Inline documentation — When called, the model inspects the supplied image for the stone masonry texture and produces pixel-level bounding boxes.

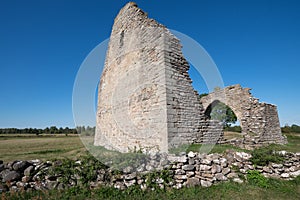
[94,2,287,152]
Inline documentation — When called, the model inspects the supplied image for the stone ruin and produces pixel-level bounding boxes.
[94,2,287,153]
[200,84,287,146]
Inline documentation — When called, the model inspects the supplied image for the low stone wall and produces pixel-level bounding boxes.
[1,150,299,193]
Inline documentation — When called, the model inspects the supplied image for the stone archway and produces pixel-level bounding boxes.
[200,84,287,146]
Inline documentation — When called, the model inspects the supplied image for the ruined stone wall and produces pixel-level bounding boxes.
[95,2,205,152]
[200,84,287,146]
[162,27,206,148]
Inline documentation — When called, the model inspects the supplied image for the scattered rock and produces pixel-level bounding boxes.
[233,178,243,184]
[24,166,34,176]
[290,170,300,177]
[182,165,194,171]
[263,166,273,173]
[13,161,30,172]
[123,166,133,174]
[215,173,227,181]
[2,170,21,182]
[211,164,221,174]
[187,151,196,158]
[201,159,212,165]
[281,173,290,178]
[200,165,211,171]
[200,180,212,187]
[168,155,187,163]
[227,172,238,179]
[174,175,187,180]
[186,177,200,187]
[222,167,231,175]
[0,164,4,172]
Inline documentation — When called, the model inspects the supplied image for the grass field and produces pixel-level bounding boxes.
[0,132,299,162]
[0,134,86,162]
[0,132,299,199]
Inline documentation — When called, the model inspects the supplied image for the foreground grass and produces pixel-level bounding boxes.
[3,176,300,200]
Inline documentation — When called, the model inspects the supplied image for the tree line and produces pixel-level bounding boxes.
[0,126,96,135]
[281,124,300,133]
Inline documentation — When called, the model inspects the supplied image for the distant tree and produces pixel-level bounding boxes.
[44,127,50,134]
[208,101,237,127]
[291,124,300,133]
[49,126,58,134]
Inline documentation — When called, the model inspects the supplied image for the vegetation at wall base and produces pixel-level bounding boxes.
[250,146,285,166]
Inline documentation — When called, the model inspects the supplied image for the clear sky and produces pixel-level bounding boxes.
[0,0,299,128]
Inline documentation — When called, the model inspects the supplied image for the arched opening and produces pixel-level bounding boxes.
[204,100,242,140]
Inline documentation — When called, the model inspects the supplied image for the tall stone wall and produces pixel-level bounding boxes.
[200,84,287,146]
[162,25,206,148]
[95,2,204,152]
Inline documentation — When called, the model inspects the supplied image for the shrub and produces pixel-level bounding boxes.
[250,147,284,166]
[247,170,269,188]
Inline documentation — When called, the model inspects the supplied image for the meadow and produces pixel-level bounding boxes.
[0,132,299,199]
[0,134,86,162]
[1,132,299,162]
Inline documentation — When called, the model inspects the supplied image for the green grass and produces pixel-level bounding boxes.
[3,176,300,200]
[0,134,86,162]
[170,132,299,155]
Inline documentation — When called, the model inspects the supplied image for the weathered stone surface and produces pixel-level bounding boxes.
[281,173,290,178]
[222,167,231,175]
[174,175,187,180]
[175,169,185,175]
[124,173,136,180]
[168,155,187,163]
[21,176,31,183]
[182,165,194,171]
[211,164,221,174]
[13,161,30,172]
[187,151,196,158]
[186,177,200,187]
[215,173,227,181]
[201,159,212,165]
[0,164,4,172]
[227,172,238,179]
[24,166,34,176]
[263,166,273,173]
[200,180,212,187]
[200,164,211,171]
[2,170,21,182]
[233,178,243,184]
[290,170,300,177]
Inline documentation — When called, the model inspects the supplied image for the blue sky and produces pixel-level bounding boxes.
[0,0,299,128]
